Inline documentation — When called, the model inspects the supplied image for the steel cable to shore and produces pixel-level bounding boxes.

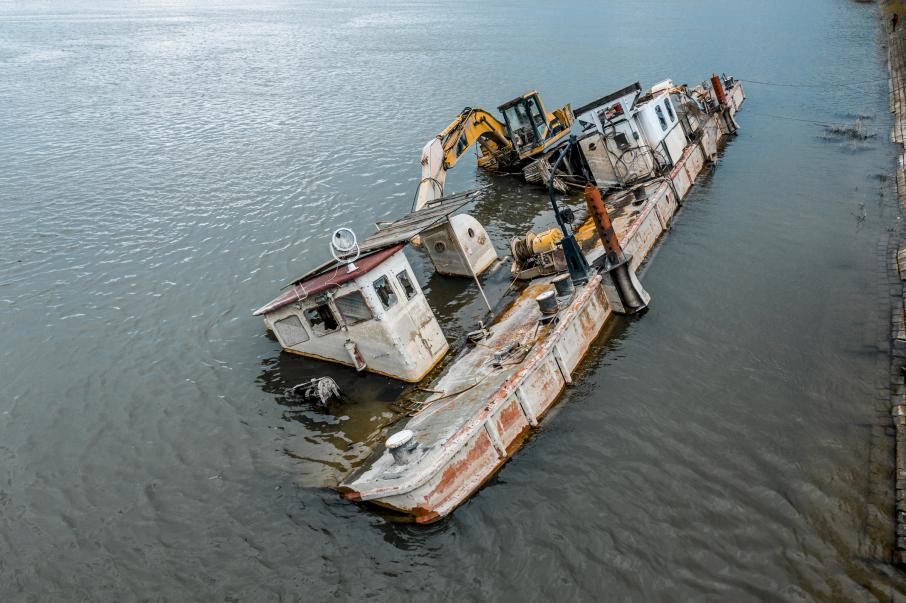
[741,110,891,137]
[738,76,889,89]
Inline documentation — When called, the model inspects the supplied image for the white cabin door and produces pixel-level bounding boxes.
[403,299,444,357]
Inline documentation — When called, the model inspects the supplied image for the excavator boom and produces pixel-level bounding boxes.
[437,108,512,168]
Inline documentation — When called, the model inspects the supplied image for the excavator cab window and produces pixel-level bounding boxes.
[529,96,548,139]
[503,98,546,152]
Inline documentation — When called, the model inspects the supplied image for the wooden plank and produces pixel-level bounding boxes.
[358,189,484,252]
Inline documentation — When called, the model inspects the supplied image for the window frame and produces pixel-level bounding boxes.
[302,303,340,336]
[664,98,675,123]
[655,105,668,131]
[396,270,417,300]
[529,96,547,138]
[333,289,374,326]
[372,275,399,311]
[273,314,311,347]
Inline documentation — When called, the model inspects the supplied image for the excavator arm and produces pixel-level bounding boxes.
[414,108,514,211]
[437,108,512,168]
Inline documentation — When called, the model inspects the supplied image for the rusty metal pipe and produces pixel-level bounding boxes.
[710,73,727,106]
[710,74,739,135]
[583,183,624,267]
[583,182,650,314]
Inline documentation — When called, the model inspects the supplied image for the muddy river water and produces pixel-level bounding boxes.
[3,0,906,599]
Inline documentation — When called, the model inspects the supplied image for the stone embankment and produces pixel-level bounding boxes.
[884,0,906,564]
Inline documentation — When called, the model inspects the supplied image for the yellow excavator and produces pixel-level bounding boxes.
[413,91,573,210]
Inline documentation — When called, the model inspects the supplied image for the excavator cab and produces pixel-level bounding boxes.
[498,91,570,159]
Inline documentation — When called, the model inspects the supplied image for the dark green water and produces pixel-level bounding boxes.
[2,0,905,599]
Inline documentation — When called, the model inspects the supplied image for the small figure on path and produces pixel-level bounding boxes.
[894,13,899,32]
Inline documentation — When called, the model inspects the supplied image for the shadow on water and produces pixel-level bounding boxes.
[372,514,457,550]
[256,347,408,487]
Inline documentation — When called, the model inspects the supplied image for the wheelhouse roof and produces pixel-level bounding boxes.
[498,90,540,111]
[573,82,642,117]
[253,244,405,316]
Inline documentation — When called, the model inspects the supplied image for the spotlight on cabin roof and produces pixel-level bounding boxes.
[330,227,360,273]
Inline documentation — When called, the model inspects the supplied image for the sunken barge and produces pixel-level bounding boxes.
[254,74,746,522]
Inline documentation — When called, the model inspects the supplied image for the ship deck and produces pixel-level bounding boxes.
[340,179,665,505]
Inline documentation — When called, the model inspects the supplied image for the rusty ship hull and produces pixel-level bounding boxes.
[338,82,746,522]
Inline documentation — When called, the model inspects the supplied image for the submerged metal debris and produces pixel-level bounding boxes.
[825,118,875,140]
[287,377,341,405]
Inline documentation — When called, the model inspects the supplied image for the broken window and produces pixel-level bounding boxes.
[396,270,417,300]
[664,98,675,122]
[303,304,339,335]
[373,275,398,310]
[655,105,668,131]
[530,96,546,135]
[596,110,609,126]
[334,290,373,325]
[274,315,310,346]
[503,101,539,148]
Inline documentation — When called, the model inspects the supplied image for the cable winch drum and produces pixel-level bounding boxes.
[511,229,564,262]
[552,274,574,297]
[535,290,559,315]
[510,235,534,262]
